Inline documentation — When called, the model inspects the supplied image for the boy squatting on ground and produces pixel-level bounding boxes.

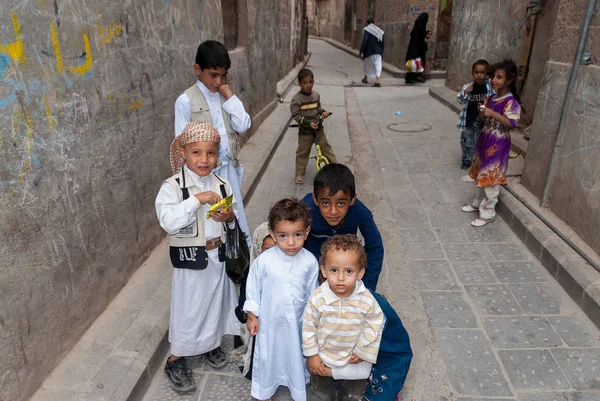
[174,40,252,243]
[303,235,385,401]
[155,122,242,392]
[244,199,320,401]
[456,59,493,172]
[290,68,337,185]
[302,163,384,291]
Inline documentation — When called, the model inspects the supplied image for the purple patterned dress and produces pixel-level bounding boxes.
[469,93,521,188]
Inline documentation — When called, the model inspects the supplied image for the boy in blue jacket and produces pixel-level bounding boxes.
[302,163,384,291]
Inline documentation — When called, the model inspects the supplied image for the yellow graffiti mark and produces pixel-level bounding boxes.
[51,22,93,77]
[44,97,55,130]
[97,22,124,44]
[0,13,27,64]
[40,0,44,8]
[128,98,142,110]
[106,93,143,117]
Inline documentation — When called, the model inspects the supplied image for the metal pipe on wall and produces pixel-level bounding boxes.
[540,0,597,206]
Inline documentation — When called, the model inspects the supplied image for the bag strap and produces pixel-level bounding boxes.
[175,168,190,200]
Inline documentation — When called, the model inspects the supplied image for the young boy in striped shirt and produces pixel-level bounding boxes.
[302,235,384,400]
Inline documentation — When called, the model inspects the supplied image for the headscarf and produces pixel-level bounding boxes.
[169,121,220,174]
[411,12,429,37]
[251,222,271,263]
[406,12,429,61]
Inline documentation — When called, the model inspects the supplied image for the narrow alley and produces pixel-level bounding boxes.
[142,39,600,401]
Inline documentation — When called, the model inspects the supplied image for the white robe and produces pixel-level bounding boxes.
[174,80,252,244]
[364,54,383,78]
[244,247,320,401]
[155,166,242,356]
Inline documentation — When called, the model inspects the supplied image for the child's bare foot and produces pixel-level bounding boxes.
[295,176,304,185]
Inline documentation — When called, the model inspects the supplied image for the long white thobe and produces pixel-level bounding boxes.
[174,80,252,243]
[244,246,320,401]
[155,166,242,356]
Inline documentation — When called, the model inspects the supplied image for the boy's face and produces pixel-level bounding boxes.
[313,189,356,227]
[269,220,310,257]
[320,249,365,298]
[472,64,487,85]
[180,141,219,177]
[426,31,433,39]
[299,76,314,94]
[194,65,228,93]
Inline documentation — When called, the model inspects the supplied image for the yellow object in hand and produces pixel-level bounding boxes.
[206,194,233,219]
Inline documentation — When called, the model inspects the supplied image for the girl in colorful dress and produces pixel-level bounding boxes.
[462,59,521,227]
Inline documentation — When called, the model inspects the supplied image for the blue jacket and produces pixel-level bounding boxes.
[302,193,383,291]
[365,292,413,401]
[360,30,384,58]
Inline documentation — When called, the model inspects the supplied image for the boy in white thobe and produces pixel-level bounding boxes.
[174,40,252,244]
[156,122,242,392]
[244,199,320,401]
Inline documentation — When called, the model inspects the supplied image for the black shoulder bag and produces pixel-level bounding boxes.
[217,179,250,285]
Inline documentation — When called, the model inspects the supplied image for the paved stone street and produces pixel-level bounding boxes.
[144,39,600,401]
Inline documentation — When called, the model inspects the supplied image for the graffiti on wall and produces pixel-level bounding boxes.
[0,9,154,192]
[409,0,437,16]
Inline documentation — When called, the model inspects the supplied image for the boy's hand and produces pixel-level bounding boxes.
[465,84,473,93]
[247,313,259,336]
[195,191,221,205]
[212,207,235,223]
[322,111,330,119]
[307,355,328,376]
[310,122,319,130]
[218,84,234,100]
[349,354,363,364]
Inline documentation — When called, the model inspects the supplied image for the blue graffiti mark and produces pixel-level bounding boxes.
[28,79,48,95]
[162,0,172,7]
[0,53,19,109]
[560,143,600,158]
[240,85,245,93]
[409,5,436,15]
[172,17,176,27]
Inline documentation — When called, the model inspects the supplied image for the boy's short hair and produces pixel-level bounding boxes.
[269,198,312,231]
[366,17,375,24]
[298,68,314,82]
[195,41,231,70]
[319,235,367,269]
[313,163,356,199]
[472,59,490,72]
[426,29,433,34]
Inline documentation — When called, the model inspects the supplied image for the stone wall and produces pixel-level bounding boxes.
[522,62,600,254]
[0,1,305,400]
[522,0,600,255]
[445,0,528,90]
[519,0,561,126]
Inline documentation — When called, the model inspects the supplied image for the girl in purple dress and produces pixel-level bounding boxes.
[462,60,521,227]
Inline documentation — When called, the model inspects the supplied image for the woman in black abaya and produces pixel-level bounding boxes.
[405,12,429,84]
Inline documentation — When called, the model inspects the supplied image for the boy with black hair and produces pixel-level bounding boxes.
[457,59,494,172]
[290,68,337,185]
[174,40,252,243]
[302,163,383,291]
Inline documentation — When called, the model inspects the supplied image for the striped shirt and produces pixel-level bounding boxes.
[302,281,384,367]
[457,81,494,132]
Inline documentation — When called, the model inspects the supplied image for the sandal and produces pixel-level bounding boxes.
[373,82,381,87]
[461,205,479,213]
[471,218,494,227]
[295,176,304,185]
[361,78,368,84]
